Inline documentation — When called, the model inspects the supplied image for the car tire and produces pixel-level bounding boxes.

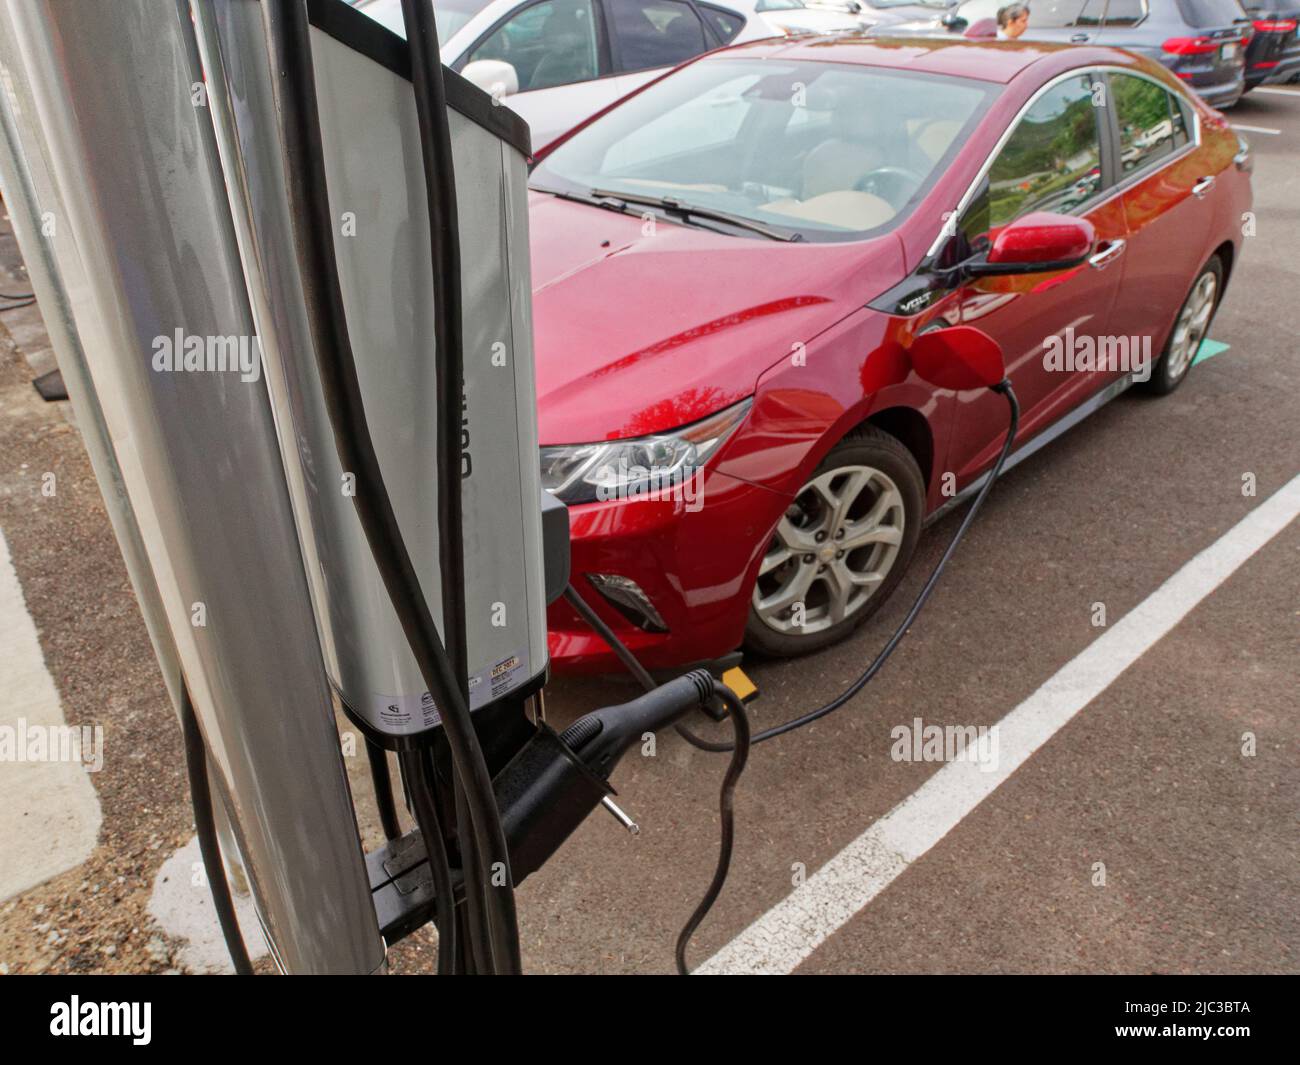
[1142,254,1223,396]
[744,426,924,659]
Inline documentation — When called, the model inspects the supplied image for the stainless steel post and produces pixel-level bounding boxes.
[0,0,384,973]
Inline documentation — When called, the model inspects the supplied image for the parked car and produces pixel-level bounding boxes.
[813,0,961,22]
[352,0,862,150]
[527,36,1250,672]
[1239,0,1300,86]
[879,0,1253,108]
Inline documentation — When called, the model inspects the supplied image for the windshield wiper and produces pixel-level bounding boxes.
[591,188,801,242]
[539,187,641,215]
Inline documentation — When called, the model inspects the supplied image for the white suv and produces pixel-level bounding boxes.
[353,0,863,150]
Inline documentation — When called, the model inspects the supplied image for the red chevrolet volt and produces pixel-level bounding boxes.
[528,36,1251,673]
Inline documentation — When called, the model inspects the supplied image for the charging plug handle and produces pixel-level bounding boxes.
[492,670,715,882]
[563,670,715,779]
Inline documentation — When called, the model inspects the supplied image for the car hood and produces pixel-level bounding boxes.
[529,192,905,444]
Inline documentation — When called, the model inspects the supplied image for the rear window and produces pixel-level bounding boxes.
[700,3,746,41]
[1175,0,1248,26]
[1028,0,1088,28]
[1099,0,1147,24]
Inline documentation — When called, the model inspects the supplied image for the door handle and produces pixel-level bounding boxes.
[1088,239,1126,270]
[1192,175,1217,198]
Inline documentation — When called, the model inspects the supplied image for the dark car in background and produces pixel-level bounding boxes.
[1240,0,1300,86]
[879,0,1254,107]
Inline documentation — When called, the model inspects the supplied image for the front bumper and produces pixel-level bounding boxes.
[546,468,790,674]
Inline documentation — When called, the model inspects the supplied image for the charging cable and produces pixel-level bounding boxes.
[680,380,1019,751]
[565,379,1019,972]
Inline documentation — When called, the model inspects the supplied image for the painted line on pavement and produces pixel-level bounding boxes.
[699,473,1300,975]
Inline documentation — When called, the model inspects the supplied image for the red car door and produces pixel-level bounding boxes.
[940,70,1128,488]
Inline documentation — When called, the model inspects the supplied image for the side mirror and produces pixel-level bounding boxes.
[462,59,519,99]
[908,326,1006,392]
[967,212,1095,277]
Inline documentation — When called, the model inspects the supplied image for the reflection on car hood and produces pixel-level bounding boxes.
[529,192,905,444]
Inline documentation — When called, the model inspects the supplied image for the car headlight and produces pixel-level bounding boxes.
[540,399,752,505]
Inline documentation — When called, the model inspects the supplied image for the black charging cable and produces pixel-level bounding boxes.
[179,682,253,975]
[366,739,402,841]
[675,681,749,975]
[400,747,459,973]
[677,380,1020,752]
[565,381,1018,972]
[398,0,517,977]
[265,0,515,974]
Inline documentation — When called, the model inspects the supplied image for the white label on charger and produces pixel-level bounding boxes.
[358,648,529,733]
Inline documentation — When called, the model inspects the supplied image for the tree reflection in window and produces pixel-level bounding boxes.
[961,75,1102,246]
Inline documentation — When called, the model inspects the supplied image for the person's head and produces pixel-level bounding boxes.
[997,2,1030,37]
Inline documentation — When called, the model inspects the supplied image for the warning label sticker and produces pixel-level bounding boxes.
[353,649,530,734]
[469,649,529,711]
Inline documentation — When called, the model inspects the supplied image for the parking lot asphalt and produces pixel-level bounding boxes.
[0,88,1296,976]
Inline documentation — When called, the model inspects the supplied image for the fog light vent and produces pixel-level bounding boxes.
[587,574,668,633]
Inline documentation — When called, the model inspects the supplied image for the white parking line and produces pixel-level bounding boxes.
[1231,124,1282,135]
[698,473,1300,975]
[0,527,102,902]
[1252,87,1300,97]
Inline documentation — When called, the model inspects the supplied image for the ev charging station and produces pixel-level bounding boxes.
[0,0,1015,975]
[0,0,730,975]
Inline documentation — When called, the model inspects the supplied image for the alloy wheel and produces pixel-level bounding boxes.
[1165,271,1218,383]
[752,464,905,637]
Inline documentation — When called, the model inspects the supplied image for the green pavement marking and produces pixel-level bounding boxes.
[1193,339,1230,365]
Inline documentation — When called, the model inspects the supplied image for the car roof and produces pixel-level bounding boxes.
[709,34,1095,84]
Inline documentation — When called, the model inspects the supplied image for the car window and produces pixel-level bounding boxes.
[467,0,600,92]
[955,0,1004,20]
[961,74,1102,241]
[1076,0,1106,24]
[1098,0,1147,25]
[700,4,746,42]
[532,58,994,241]
[609,0,709,73]
[1112,74,1182,175]
[1176,0,1248,26]
[354,0,492,41]
[1027,0,1089,28]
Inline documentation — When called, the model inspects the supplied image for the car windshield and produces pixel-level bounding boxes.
[352,0,491,41]
[755,0,809,11]
[531,58,993,242]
